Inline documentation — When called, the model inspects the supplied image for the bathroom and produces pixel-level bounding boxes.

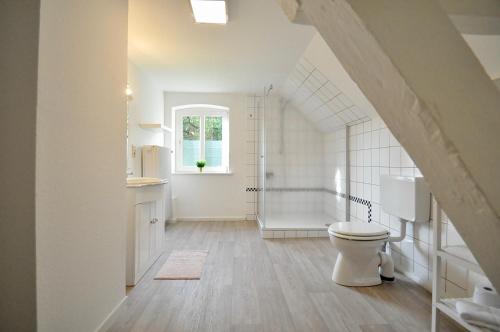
[123,0,499,330]
[119,0,499,329]
[5,0,500,331]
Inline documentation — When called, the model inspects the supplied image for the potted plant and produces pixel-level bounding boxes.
[196,160,206,173]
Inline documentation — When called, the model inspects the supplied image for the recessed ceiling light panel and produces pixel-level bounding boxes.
[190,0,227,24]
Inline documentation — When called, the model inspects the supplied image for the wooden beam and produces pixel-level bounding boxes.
[449,15,500,35]
[439,0,500,18]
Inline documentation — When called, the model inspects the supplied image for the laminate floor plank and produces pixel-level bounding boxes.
[231,257,261,326]
[273,262,331,332]
[106,220,461,332]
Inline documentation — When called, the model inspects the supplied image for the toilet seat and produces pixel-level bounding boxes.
[328,222,389,241]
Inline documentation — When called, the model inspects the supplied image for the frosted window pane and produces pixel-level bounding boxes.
[205,116,222,167]
[183,116,200,167]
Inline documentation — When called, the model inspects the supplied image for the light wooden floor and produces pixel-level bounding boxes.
[107,220,460,332]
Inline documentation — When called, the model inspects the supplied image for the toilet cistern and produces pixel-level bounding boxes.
[380,175,431,242]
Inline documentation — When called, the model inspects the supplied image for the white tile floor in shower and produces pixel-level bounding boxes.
[259,212,337,238]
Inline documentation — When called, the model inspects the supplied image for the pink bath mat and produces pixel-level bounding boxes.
[154,250,208,280]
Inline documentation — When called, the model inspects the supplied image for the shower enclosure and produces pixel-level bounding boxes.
[256,88,348,233]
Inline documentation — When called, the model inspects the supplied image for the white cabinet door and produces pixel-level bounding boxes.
[148,201,157,264]
[164,183,172,221]
[127,183,168,286]
[136,203,151,277]
[138,199,165,278]
[154,198,165,255]
[146,199,164,259]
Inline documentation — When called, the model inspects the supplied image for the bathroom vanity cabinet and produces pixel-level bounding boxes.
[126,182,168,286]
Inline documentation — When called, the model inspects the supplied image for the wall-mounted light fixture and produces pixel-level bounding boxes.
[190,0,227,25]
[125,84,133,101]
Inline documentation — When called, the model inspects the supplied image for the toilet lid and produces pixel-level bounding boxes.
[328,222,389,240]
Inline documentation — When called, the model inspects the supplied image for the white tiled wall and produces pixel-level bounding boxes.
[265,100,324,215]
[323,128,347,221]
[245,95,259,221]
[438,211,488,298]
[347,117,488,295]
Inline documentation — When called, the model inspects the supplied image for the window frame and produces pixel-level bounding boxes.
[173,104,230,174]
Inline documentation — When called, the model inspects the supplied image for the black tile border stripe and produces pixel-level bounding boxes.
[245,187,372,223]
[348,194,372,223]
[245,187,323,192]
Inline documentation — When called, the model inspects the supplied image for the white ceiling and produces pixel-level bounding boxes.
[128,0,315,93]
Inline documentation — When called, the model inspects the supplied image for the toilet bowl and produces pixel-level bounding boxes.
[328,222,390,287]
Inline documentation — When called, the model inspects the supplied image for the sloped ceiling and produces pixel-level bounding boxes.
[280,57,370,132]
[462,34,500,80]
[279,32,500,133]
[279,34,375,132]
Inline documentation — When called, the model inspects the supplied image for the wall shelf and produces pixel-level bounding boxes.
[139,123,172,133]
[436,299,484,332]
[431,205,486,332]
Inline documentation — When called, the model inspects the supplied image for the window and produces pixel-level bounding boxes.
[174,105,229,173]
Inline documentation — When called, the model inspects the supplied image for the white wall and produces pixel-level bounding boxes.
[164,92,248,220]
[36,1,128,331]
[0,2,39,331]
[127,61,165,176]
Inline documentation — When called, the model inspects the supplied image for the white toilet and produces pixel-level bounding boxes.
[328,222,390,286]
[329,175,430,286]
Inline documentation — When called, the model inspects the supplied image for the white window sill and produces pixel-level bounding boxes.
[172,171,233,175]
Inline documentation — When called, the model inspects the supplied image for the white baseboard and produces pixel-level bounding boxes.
[173,216,247,222]
[394,268,432,293]
[95,295,127,332]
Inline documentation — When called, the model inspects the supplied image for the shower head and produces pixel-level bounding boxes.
[265,84,273,96]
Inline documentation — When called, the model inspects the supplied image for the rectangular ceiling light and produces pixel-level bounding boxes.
[190,0,227,24]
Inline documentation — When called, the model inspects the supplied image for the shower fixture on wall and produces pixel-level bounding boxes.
[279,98,286,155]
[265,84,273,96]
